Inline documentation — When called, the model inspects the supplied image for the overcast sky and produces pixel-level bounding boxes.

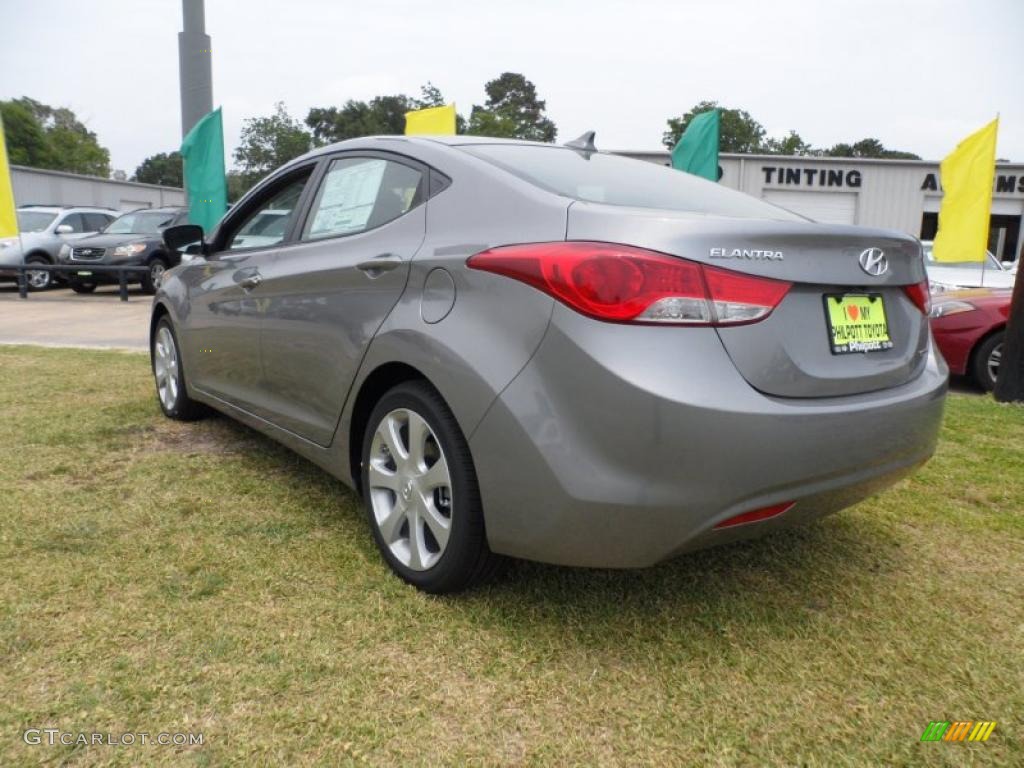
[3,0,1021,174]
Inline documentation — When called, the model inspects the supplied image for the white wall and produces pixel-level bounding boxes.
[11,165,185,211]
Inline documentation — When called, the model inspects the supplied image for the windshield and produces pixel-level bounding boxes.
[103,211,176,235]
[16,211,57,232]
[461,144,803,220]
[922,243,1002,270]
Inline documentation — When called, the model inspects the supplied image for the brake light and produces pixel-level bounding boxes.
[902,280,931,315]
[467,242,791,325]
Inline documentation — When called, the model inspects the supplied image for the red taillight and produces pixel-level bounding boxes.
[902,280,931,315]
[713,501,795,530]
[467,242,791,325]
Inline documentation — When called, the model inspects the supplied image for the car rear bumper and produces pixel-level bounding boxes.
[469,305,948,568]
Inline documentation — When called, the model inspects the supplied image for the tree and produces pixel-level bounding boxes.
[825,138,920,160]
[663,101,764,153]
[468,73,556,142]
[994,266,1024,402]
[0,100,54,168]
[762,130,814,156]
[0,97,110,176]
[306,95,413,145]
[133,151,183,187]
[233,102,312,189]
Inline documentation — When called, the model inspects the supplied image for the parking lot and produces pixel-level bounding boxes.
[0,285,150,351]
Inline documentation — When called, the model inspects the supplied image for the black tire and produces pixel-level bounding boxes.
[151,317,207,421]
[361,380,498,593]
[24,255,52,291]
[142,256,168,295]
[69,280,97,294]
[970,330,1004,393]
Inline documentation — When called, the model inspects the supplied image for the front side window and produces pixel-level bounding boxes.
[224,175,309,251]
[462,144,803,221]
[83,213,112,231]
[303,157,423,241]
[57,213,86,233]
[16,210,57,232]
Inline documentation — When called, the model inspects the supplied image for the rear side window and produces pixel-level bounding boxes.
[302,157,424,240]
[461,144,801,221]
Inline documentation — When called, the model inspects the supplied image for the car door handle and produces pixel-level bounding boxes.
[239,273,263,290]
[356,254,403,277]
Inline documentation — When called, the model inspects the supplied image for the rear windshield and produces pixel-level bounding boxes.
[461,144,802,221]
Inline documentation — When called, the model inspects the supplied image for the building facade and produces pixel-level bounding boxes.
[619,151,1024,265]
[11,165,185,212]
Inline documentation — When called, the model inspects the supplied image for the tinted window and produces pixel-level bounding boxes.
[302,157,423,240]
[224,174,310,251]
[462,144,802,220]
[57,213,86,232]
[16,211,57,232]
[83,213,113,231]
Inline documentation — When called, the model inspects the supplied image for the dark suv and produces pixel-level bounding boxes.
[58,207,189,294]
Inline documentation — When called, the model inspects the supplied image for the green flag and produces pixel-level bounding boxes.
[671,109,720,181]
[180,107,227,233]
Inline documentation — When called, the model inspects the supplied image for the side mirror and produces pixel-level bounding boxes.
[163,224,206,255]
[55,224,74,235]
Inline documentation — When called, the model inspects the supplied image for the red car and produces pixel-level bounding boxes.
[929,288,1011,391]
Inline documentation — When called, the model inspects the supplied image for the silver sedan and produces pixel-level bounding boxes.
[151,136,947,592]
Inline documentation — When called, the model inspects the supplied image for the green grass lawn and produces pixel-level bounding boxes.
[0,345,1021,767]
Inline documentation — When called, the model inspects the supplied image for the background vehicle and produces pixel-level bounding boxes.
[0,205,117,290]
[922,240,1017,292]
[150,136,946,593]
[929,288,1011,391]
[58,207,189,294]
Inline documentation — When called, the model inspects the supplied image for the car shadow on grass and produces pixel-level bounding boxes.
[175,411,905,647]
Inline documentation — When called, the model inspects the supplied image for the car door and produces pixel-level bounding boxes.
[183,165,316,414]
[256,153,428,445]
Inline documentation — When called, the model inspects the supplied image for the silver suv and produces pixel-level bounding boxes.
[0,205,118,290]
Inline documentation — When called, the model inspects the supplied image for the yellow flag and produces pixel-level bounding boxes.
[404,104,456,136]
[0,112,18,239]
[933,118,999,262]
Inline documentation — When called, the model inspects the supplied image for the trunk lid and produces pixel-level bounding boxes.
[566,202,930,398]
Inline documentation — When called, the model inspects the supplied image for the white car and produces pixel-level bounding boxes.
[922,240,1017,293]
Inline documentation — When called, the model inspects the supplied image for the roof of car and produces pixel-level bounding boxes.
[18,204,118,212]
[120,206,187,214]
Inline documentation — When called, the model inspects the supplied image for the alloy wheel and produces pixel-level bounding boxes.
[987,342,1002,386]
[153,326,180,410]
[150,262,166,288]
[26,268,50,290]
[367,408,453,571]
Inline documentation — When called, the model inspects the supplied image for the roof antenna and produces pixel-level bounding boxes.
[564,131,597,155]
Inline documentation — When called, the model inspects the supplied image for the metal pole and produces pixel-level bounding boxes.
[119,270,128,302]
[178,0,213,140]
[16,266,26,299]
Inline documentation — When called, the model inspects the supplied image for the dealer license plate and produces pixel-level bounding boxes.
[824,294,893,354]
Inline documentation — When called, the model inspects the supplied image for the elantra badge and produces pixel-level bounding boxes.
[709,247,784,261]
[858,247,888,276]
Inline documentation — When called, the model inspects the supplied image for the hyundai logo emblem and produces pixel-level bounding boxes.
[858,247,888,277]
